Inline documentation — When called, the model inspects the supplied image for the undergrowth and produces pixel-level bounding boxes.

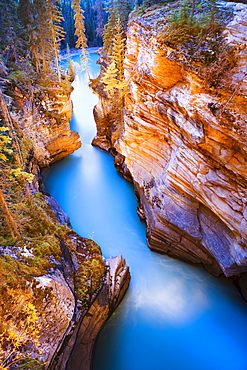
[0,118,105,368]
[157,0,236,89]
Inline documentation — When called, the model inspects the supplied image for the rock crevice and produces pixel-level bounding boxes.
[93,2,247,280]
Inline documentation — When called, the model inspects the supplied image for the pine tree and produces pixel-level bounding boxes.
[93,0,104,39]
[101,61,119,94]
[72,0,88,69]
[47,0,65,82]
[18,0,40,73]
[103,0,132,54]
[61,0,75,47]
[102,6,119,54]
[0,0,19,51]
[84,0,97,43]
[18,0,32,30]
[113,0,132,25]
[111,18,126,81]
[101,18,127,94]
[33,0,53,74]
[201,0,219,27]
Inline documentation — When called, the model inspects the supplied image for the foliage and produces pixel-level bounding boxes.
[92,0,104,39]
[112,0,133,25]
[102,0,132,54]
[60,0,133,47]
[0,127,12,162]
[157,0,220,46]
[157,0,235,89]
[19,358,44,370]
[47,0,66,82]
[198,37,237,89]
[72,0,89,69]
[76,255,105,305]
[20,138,33,163]
[0,174,106,363]
[101,61,120,93]
[60,75,74,94]
[72,0,88,51]
[7,70,34,87]
[102,6,119,54]
[0,302,44,369]
[101,19,128,94]
[0,3,108,368]
[11,168,34,184]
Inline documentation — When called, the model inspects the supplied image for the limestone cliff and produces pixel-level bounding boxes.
[0,200,130,369]
[0,75,130,368]
[15,85,81,167]
[93,2,247,279]
[49,255,130,370]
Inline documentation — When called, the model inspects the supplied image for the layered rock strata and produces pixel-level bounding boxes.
[93,2,247,278]
[0,194,130,369]
[49,255,130,370]
[22,107,130,366]
[1,81,130,367]
[15,86,81,167]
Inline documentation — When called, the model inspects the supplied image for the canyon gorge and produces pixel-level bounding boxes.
[0,65,130,369]
[93,1,247,296]
[1,0,247,368]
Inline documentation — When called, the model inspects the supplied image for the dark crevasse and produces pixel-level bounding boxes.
[42,51,247,370]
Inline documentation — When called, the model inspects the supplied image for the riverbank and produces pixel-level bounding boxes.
[44,50,247,370]
[0,49,130,369]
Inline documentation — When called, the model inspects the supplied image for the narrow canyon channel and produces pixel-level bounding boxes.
[43,51,247,370]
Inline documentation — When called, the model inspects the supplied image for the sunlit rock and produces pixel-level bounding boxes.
[49,255,130,370]
[16,87,81,167]
[93,2,247,278]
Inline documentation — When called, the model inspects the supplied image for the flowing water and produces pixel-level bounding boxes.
[43,51,247,370]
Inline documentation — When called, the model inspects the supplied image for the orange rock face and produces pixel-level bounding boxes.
[18,87,81,167]
[94,3,247,277]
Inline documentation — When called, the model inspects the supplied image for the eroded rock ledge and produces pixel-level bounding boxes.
[50,255,130,370]
[0,190,130,369]
[0,76,130,367]
[26,95,130,367]
[15,86,81,167]
[92,2,247,283]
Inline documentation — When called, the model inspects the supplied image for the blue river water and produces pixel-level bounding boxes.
[43,52,247,370]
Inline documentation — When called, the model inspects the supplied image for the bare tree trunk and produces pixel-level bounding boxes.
[0,188,21,240]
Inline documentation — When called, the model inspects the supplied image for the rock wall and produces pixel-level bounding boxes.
[93,2,247,278]
[15,86,81,167]
[49,255,130,370]
[22,94,130,367]
[0,193,130,369]
[0,77,130,367]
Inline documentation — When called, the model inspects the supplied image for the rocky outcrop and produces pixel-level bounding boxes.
[0,197,130,369]
[49,255,130,370]
[93,2,247,278]
[15,86,81,167]
[0,76,130,367]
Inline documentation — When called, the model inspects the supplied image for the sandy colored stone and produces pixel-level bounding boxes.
[93,2,247,277]
[15,88,81,167]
